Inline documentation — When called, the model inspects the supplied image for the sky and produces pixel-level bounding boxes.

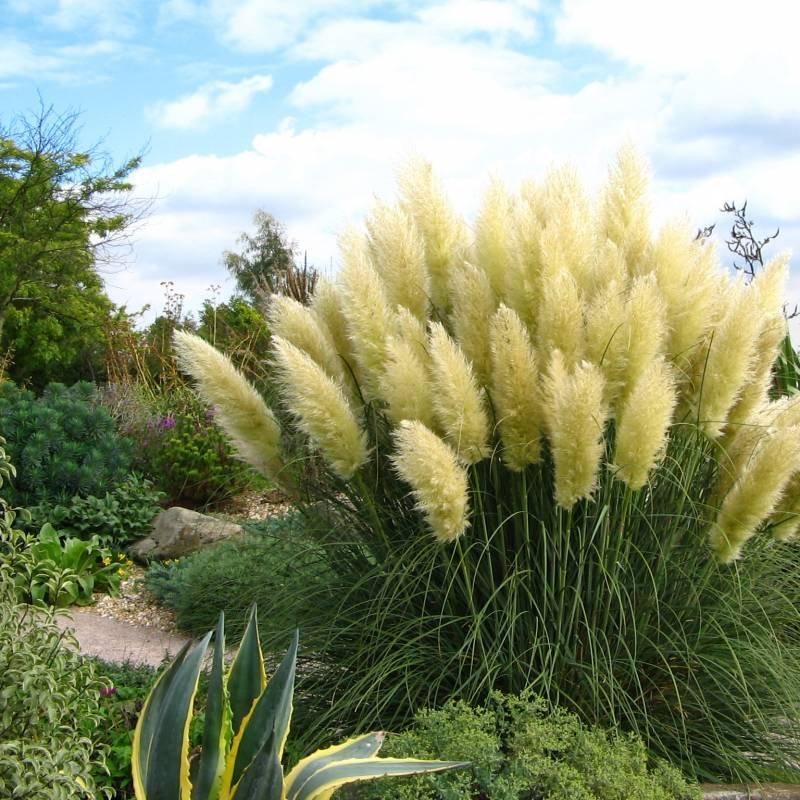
[3,0,800,327]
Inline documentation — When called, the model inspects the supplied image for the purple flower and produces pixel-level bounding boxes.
[158,415,177,430]
[100,686,118,697]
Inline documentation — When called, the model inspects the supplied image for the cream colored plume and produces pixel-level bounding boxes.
[710,424,800,562]
[271,336,369,479]
[474,178,515,300]
[489,305,543,470]
[267,294,348,388]
[770,474,800,541]
[398,158,468,311]
[312,278,355,367]
[172,330,288,485]
[366,201,430,321]
[338,230,395,399]
[601,145,650,273]
[585,279,627,404]
[394,306,429,355]
[392,420,470,543]
[536,269,584,366]
[380,336,437,430]
[506,180,544,330]
[542,351,609,508]
[450,261,496,386]
[428,321,491,464]
[692,278,763,438]
[650,223,719,371]
[613,358,677,489]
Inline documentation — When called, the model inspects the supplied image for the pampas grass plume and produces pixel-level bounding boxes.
[543,351,609,508]
[613,358,677,489]
[172,330,288,485]
[428,321,491,464]
[311,277,354,367]
[450,262,496,386]
[474,178,515,300]
[392,420,470,543]
[537,269,584,366]
[489,304,542,470]
[711,424,800,562]
[272,336,369,479]
[380,336,437,430]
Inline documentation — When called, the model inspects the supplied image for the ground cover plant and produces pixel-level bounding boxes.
[348,690,700,800]
[174,150,800,782]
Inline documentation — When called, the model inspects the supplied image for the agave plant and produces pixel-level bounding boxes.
[132,606,467,799]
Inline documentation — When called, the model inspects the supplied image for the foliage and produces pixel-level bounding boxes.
[132,607,467,800]
[145,512,328,640]
[224,209,318,305]
[346,691,699,800]
[46,473,164,548]
[0,104,143,390]
[0,535,110,797]
[0,380,133,507]
[176,152,800,782]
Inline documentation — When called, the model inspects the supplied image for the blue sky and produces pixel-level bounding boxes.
[3,0,799,325]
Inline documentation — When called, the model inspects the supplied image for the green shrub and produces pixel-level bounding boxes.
[0,582,110,798]
[141,386,266,508]
[0,381,133,507]
[145,511,329,641]
[46,473,164,547]
[346,691,699,800]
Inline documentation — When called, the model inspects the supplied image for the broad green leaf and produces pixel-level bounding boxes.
[227,605,265,737]
[292,757,470,800]
[193,613,231,800]
[223,629,298,793]
[133,631,212,800]
[284,733,384,800]
[229,727,282,800]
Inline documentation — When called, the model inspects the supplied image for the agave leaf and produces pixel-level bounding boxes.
[132,631,213,800]
[283,733,385,800]
[221,628,299,793]
[229,726,282,800]
[193,613,231,800]
[227,605,266,737]
[291,757,470,800]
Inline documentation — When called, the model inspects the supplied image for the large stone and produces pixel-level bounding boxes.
[130,507,244,561]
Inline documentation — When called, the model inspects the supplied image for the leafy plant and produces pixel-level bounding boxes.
[132,607,467,799]
[46,473,165,547]
[0,380,134,507]
[347,691,699,800]
[174,152,800,781]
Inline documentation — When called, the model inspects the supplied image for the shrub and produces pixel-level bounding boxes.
[0,380,133,507]
[46,473,164,548]
[347,691,700,800]
[145,512,330,641]
[173,152,800,780]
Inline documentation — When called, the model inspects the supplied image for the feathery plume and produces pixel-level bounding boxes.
[506,180,544,330]
[770,474,800,541]
[380,336,437,430]
[710,425,800,562]
[692,278,763,438]
[601,145,650,273]
[489,305,543,470]
[338,230,395,399]
[392,420,470,543]
[312,278,355,366]
[542,351,609,508]
[398,158,469,312]
[267,294,348,388]
[536,269,584,366]
[450,261,497,386]
[428,321,491,464]
[366,201,430,321]
[271,336,369,479]
[613,359,677,489]
[585,279,627,406]
[172,330,288,485]
[394,306,429,355]
[474,178,515,300]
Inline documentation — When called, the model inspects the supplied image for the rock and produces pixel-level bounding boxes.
[130,506,244,561]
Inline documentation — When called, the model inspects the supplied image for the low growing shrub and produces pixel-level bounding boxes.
[348,691,699,800]
[0,381,133,507]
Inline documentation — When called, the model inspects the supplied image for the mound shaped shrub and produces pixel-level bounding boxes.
[173,151,800,781]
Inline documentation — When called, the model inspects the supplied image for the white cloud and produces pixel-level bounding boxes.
[148,74,274,130]
[417,0,539,39]
[0,39,64,79]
